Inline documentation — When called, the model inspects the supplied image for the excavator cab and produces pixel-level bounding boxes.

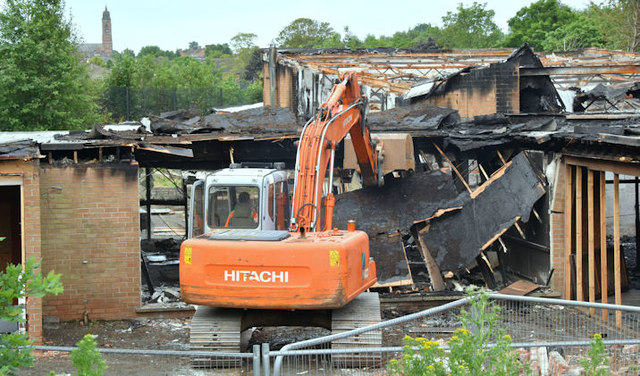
[187,164,289,238]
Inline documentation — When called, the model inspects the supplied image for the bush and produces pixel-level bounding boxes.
[580,333,610,376]
[69,334,108,376]
[388,288,529,376]
[0,257,63,375]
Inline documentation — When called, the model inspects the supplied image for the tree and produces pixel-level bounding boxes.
[188,41,200,50]
[230,33,257,53]
[342,26,362,49]
[541,14,606,51]
[0,257,63,375]
[138,45,176,58]
[505,0,578,50]
[0,0,107,131]
[438,2,503,48]
[276,18,339,48]
[588,0,640,52]
[106,53,136,87]
[204,43,232,58]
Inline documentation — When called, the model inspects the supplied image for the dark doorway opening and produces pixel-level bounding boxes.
[0,185,21,333]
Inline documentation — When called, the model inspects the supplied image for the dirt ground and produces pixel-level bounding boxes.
[16,318,200,376]
[16,316,337,376]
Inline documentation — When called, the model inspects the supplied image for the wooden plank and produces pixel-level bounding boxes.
[600,171,608,320]
[432,142,471,193]
[415,229,445,291]
[576,166,583,302]
[614,173,622,327]
[565,155,640,177]
[565,164,573,300]
[588,170,596,315]
[499,279,541,296]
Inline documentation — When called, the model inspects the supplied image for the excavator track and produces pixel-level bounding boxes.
[189,305,242,368]
[331,292,382,367]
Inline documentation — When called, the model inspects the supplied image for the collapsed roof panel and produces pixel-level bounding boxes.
[420,152,547,273]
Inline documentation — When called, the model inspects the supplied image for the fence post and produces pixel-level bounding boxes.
[253,344,261,376]
[125,86,131,121]
[261,343,270,376]
[172,87,177,111]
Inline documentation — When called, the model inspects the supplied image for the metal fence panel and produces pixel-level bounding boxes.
[271,294,640,376]
[30,345,259,375]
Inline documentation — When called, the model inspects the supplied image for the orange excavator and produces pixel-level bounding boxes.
[180,71,382,358]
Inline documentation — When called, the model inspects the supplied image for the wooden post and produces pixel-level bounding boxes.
[636,177,640,272]
[576,167,583,302]
[564,164,573,300]
[415,228,445,291]
[614,173,622,327]
[433,143,471,193]
[145,168,152,240]
[588,170,596,315]
[600,171,608,320]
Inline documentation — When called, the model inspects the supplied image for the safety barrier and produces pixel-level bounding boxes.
[28,294,640,375]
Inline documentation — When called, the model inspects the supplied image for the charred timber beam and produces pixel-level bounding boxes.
[565,155,640,177]
[140,199,187,206]
[521,65,640,76]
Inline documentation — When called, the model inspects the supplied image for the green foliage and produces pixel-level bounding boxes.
[204,43,232,58]
[342,27,362,50]
[505,0,578,50]
[360,23,441,49]
[588,0,640,52]
[276,18,340,48]
[0,0,108,131]
[87,56,106,67]
[188,41,200,51]
[138,45,176,59]
[69,334,107,376]
[438,2,503,48]
[0,257,63,375]
[541,14,606,51]
[230,33,257,54]
[388,288,528,376]
[580,334,610,376]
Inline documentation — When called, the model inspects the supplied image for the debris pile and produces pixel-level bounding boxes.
[334,152,547,291]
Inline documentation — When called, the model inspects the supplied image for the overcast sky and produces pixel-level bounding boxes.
[63,0,591,54]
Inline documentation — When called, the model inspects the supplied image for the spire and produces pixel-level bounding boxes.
[102,6,110,20]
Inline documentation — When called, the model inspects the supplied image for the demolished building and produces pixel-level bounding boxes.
[3,44,640,344]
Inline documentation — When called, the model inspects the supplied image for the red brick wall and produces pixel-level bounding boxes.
[0,159,43,344]
[40,164,140,321]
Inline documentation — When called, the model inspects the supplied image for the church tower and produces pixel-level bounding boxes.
[102,6,113,56]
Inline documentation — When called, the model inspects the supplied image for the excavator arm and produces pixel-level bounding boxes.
[290,71,380,232]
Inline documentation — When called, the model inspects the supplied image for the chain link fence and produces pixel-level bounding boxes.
[24,294,640,375]
[102,87,240,121]
[270,294,640,375]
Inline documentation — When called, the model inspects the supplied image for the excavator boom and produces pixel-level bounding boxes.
[291,72,380,232]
